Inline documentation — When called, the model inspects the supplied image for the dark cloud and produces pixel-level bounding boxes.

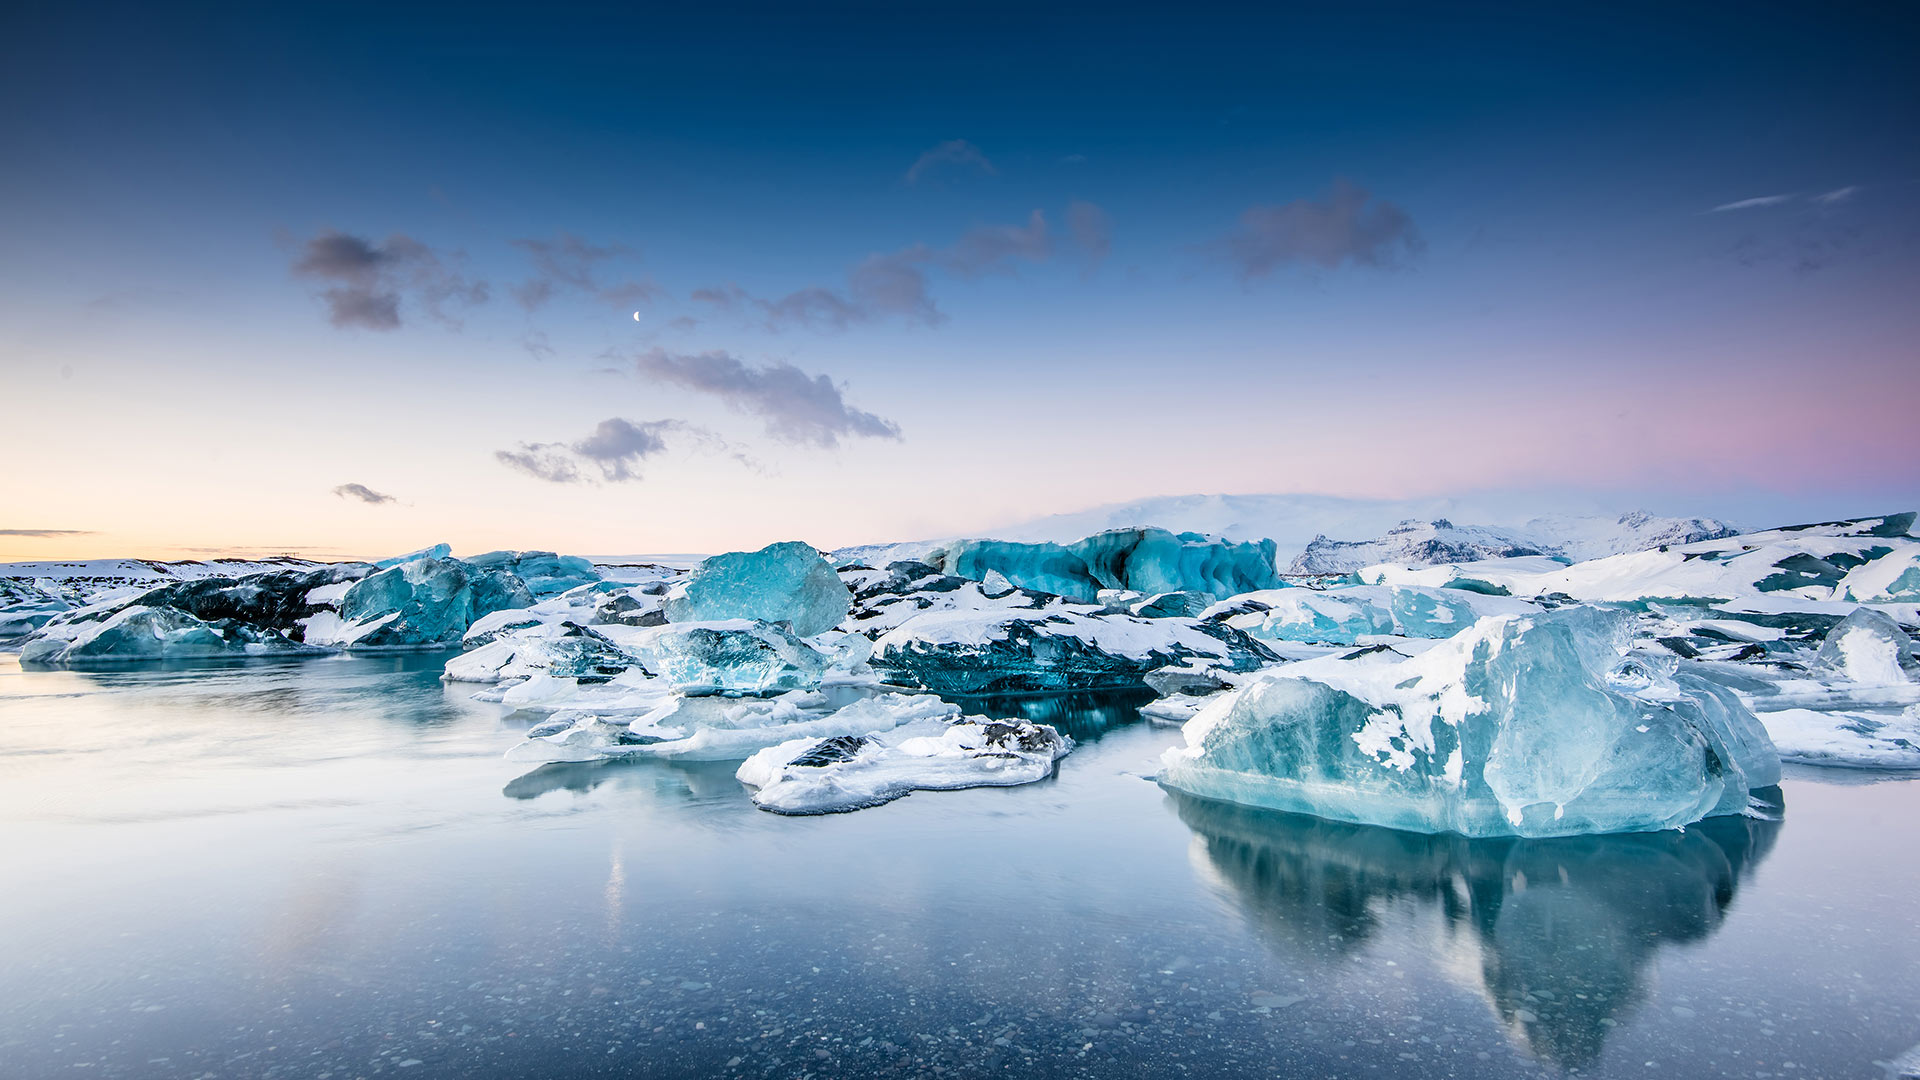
[332,483,396,505]
[1227,179,1423,278]
[632,348,901,448]
[906,139,996,185]
[0,529,95,537]
[291,230,488,330]
[1066,199,1112,271]
[496,418,686,484]
[510,231,662,311]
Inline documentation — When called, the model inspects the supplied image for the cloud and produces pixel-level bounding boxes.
[291,230,488,330]
[941,211,1051,277]
[510,231,663,312]
[1812,185,1859,204]
[690,211,1061,333]
[906,139,996,185]
[1066,199,1112,270]
[1227,179,1422,278]
[1710,194,1796,212]
[520,331,556,362]
[496,417,688,484]
[0,529,95,537]
[632,348,901,447]
[332,483,396,505]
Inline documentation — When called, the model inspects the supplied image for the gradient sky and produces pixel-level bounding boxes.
[3,2,1917,560]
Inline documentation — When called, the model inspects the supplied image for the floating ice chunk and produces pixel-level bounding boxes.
[663,541,851,636]
[872,608,1276,696]
[304,557,532,649]
[1816,607,1917,685]
[1755,705,1920,769]
[943,528,1282,603]
[1207,585,1537,645]
[443,621,640,684]
[1158,608,1780,837]
[738,705,1072,814]
[18,566,365,664]
[21,605,233,663]
[605,620,831,693]
[465,550,601,598]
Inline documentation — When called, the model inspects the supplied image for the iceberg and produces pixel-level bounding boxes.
[942,527,1282,604]
[663,541,851,636]
[608,620,834,693]
[1206,585,1538,645]
[18,565,367,664]
[1815,606,1918,685]
[738,700,1071,814]
[303,556,533,649]
[872,608,1277,696]
[464,550,600,598]
[1158,608,1781,838]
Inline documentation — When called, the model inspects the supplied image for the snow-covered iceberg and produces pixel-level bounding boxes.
[1158,608,1781,837]
[18,565,368,664]
[737,698,1071,814]
[663,541,851,636]
[871,608,1276,696]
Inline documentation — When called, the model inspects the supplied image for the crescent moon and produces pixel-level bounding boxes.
[632,311,641,322]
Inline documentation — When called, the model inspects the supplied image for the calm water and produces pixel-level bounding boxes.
[1,653,1917,1079]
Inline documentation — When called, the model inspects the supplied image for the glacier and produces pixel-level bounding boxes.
[1157,608,1781,837]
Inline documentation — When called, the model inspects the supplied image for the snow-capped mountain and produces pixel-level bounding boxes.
[1288,512,1740,575]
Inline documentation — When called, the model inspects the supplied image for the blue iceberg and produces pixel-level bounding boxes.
[663,541,852,637]
[943,528,1282,603]
[304,556,533,649]
[1159,608,1781,838]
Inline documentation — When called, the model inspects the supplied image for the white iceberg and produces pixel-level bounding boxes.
[738,699,1072,814]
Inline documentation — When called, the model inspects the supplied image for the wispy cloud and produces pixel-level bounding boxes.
[906,139,996,185]
[0,529,95,537]
[1066,199,1112,272]
[510,231,662,311]
[632,349,901,448]
[691,211,1061,332]
[496,417,689,484]
[332,483,397,505]
[1710,194,1796,212]
[1226,179,1422,278]
[1812,185,1859,204]
[291,230,489,331]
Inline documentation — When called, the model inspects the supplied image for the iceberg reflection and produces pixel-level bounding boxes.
[1169,787,1782,1068]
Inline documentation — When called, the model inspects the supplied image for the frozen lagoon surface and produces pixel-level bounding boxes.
[1,653,1918,1080]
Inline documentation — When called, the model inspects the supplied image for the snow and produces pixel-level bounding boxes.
[738,703,1071,815]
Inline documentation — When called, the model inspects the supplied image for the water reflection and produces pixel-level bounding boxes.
[1169,788,1783,1069]
[502,756,747,802]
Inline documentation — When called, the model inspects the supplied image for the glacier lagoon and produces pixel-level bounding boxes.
[2,652,1919,1079]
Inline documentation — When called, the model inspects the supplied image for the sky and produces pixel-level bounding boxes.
[2,1,1917,560]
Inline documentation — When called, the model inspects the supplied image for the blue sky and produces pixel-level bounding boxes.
[2,2,1916,558]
